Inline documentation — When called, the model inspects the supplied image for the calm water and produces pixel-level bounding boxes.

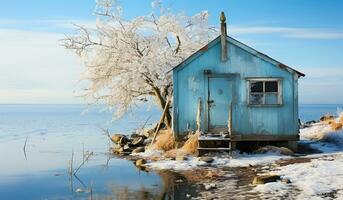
[0,104,342,199]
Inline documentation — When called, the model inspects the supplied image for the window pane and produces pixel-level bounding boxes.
[265,81,278,92]
[265,93,278,104]
[250,93,264,104]
[250,81,263,92]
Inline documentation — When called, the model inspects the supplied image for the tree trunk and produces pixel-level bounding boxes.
[152,86,172,129]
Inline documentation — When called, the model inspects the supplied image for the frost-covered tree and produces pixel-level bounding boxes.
[63,0,216,128]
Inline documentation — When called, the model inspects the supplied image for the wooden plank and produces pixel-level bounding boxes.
[198,137,231,141]
[231,134,299,141]
[150,98,171,146]
[198,147,231,151]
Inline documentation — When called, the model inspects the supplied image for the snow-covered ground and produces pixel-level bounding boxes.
[255,154,343,199]
[143,151,290,170]
[133,113,343,199]
[254,115,343,200]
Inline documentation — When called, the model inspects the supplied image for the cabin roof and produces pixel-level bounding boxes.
[170,36,305,77]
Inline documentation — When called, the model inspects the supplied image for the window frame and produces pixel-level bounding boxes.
[246,78,283,106]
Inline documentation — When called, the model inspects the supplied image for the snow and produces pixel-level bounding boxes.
[131,149,163,158]
[255,154,343,199]
[254,181,290,196]
[132,113,343,199]
[254,114,343,199]
[146,152,289,170]
[300,122,333,141]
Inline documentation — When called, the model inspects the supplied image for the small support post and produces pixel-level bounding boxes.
[228,101,233,156]
[196,98,202,132]
[228,101,232,136]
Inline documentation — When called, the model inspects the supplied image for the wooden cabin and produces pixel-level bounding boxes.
[171,12,305,151]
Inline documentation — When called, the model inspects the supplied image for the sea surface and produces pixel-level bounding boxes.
[0,104,342,199]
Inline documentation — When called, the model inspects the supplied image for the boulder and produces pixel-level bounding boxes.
[135,159,146,166]
[131,133,147,139]
[176,154,187,161]
[143,138,152,145]
[282,178,291,184]
[132,147,145,154]
[203,183,216,190]
[252,174,281,185]
[111,134,124,143]
[320,114,335,122]
[199,156,214,163]
[119,135,129,146]
[112,147,124,154]
[130,133,141,138]
[123,144,131,151]
[131,136,144,146]
[254,145,294,156]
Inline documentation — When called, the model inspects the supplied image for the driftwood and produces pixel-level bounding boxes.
[23,136,28,160]
[150,98,171,146]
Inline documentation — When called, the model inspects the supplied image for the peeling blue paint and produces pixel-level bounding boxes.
[172,36,303,138]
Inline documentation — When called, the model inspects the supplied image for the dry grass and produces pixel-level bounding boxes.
[181,169,223,182]
[149,129,176,151]
[179,131,200,155]
[320,112,343,131]
[162,131,200,159]
[329,120,343,131]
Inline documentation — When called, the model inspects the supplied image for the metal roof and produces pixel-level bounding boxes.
[170,35,305,77]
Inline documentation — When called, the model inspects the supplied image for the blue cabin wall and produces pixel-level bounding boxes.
[173,37,299,138]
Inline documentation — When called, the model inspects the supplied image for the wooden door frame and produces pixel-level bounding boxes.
[204,73,238,133]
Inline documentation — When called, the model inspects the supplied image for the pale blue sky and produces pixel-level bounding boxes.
[0,0,342,104]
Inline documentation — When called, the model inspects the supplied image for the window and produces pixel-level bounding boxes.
[247,79,282,105]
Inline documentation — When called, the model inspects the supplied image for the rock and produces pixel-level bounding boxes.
[278,147,294,156]
[176,154,187,161]
[135,159,146,166]
[199,156,214,163]
[301,120,317,128]
[204,183,216,190]
[254,145,294,156]
[112,147,124,154]
[143,130,152,138]
[130,133,141,138]
[131,133,147,139]
[320,114,334,122]
[131,136,144,146]
[119,135,129,146]
[143,138,152,145]
[305,120,317,125]
[111,134,124,143]
[252,174,281,185]
[132,147,145,154]
[282,178,291,184]
[123,144,131,151]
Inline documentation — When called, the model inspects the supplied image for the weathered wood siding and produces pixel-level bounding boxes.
[173,37,299,138]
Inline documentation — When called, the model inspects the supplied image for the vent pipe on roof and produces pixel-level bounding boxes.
[220,12,228,62]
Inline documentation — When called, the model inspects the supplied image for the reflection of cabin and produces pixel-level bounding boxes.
[171,12,305,151]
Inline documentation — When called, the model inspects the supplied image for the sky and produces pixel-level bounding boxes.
[0,0,342,104]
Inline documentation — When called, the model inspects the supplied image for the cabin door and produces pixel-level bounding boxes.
[208,77,233,133]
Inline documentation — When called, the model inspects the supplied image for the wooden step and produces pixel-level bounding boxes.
[198,147,231,151]
[199,136,231,141]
